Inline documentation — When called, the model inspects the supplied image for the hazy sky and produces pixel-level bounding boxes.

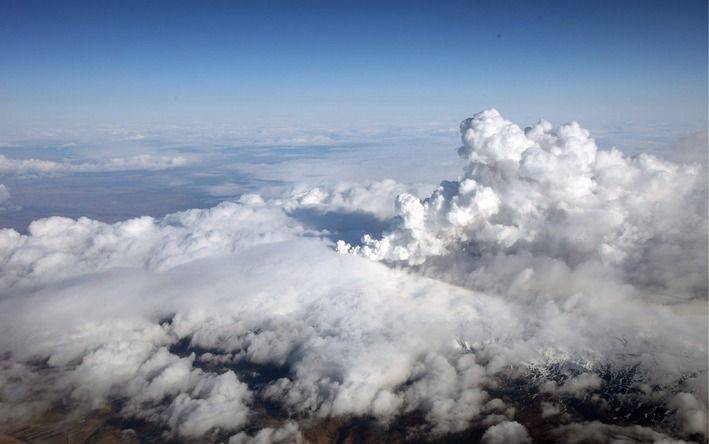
[1,0,707,129]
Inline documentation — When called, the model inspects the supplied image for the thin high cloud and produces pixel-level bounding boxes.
[0,110,706,442]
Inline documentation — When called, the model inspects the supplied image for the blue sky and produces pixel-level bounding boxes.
[1,0,707,130]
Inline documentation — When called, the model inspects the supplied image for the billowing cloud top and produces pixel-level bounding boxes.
[339,109,706,304]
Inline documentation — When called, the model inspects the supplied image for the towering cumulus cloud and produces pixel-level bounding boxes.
[339,109,706,296]
[0,110,706,443]
[337,109,708,439]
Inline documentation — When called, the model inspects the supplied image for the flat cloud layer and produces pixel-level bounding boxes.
[0,110,706,443]
[0,153,188,174]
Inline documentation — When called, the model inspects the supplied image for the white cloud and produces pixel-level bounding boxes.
[290,179,412,218]
[0,153,188,174]
[0,232,515,437]
[0,109,706,442]
[229,422,303,444]
[159,371,251,438]
[0,194,301,288]
[670,392,708,438]
[340,110,706,296]
[481,421,531,444]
